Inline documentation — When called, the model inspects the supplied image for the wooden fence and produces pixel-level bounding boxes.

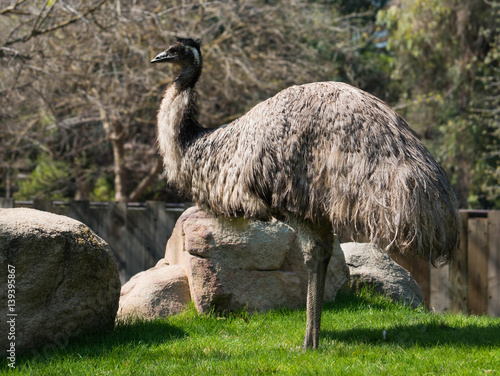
[392,210,500,317]
[1,198,499,316]
[0,198,183,284]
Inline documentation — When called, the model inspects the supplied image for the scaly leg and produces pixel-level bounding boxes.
[303,245,331,350]
[290,221,333,350]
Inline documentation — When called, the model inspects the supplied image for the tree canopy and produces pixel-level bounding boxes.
[378,0,499,208]
[1,0,498,209]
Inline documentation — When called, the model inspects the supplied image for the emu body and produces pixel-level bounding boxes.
[152,38,460,350]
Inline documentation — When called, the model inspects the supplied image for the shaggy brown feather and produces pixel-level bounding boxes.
[156,40,460,264]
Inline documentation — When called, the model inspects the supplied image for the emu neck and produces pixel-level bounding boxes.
[157,68,207,186]
[175,64,202,91]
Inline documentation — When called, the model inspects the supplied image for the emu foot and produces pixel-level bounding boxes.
[302,333,319,350]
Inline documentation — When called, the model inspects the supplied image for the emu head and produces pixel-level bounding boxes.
[151,37,202,68]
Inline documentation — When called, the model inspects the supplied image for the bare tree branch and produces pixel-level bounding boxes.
[129,157,163,202]
[3,0,106,47]
[0,0,28,16]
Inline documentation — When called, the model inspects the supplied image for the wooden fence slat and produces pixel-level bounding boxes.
[488,211,500,316]
[412,256,430,308]
[391,253,411,272]
[107,202,129,282]
[0,198,14,208]
[68,200,90,224]
[33,198,53,212]
[126,207,151,275]
[449,211,469,313]
[392,253,430,308]
[468,218,489,315]
[147,201,169,261]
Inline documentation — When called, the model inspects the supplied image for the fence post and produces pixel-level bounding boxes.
[449,211,469,314]
[468,217,489,315]
[488,211,500,316]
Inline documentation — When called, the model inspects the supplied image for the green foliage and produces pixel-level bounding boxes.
[379,0,454,83]
[3,291,500,375]
[15,154,73,201]
[378,0,500,208]
[90,176,115,202]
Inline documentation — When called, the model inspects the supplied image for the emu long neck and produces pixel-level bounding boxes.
[157,66,208,187]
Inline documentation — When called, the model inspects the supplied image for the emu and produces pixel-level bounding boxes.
[151,37,460,350]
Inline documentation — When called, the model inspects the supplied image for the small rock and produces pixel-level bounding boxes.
[342,242,424,308]
[117,260,190,320]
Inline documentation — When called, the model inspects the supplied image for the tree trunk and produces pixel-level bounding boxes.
[128,157,163,202]
[111,121,127,202]
[74,167,90,200]
[99,106,128,202]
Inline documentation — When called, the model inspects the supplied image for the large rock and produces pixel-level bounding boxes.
[342,242,424,308]
[164,207,349,313]
[0,208,121,356]
[117,260,190,320]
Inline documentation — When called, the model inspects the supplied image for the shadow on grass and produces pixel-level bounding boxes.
[322,321,500,348]
[329,288,419,312]
[14,319,186,365]
[322,292,500,348]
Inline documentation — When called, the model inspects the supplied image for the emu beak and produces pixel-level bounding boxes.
[151,51,170,63]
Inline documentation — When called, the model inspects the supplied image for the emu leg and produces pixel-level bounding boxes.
[288,220,333,350]
[303,246,331,350]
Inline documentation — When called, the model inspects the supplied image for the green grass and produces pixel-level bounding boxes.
[2,289,500,375]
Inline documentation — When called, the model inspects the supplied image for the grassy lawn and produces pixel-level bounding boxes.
[2,289,500,375]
